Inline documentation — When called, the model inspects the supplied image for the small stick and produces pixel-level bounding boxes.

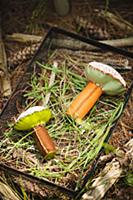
[43,61,58,105]
[6,33,42,43]
[0,13,11,96]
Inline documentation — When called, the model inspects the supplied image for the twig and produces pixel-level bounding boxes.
[6,33,42,43]
[0,13,11,96]
[81,138,133,200]
[101,37,133,48]
[43,61,58,105]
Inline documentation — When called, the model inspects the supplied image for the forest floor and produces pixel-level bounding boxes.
[0,0,133,199]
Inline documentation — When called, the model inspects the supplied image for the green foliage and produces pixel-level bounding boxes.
[125,172,133,186]
[103,142,116,154]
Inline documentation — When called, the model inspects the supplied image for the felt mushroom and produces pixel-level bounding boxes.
[14,106,56,158]
[67,61,126,120]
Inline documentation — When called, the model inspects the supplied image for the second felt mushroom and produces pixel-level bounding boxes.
[67,61,126,120]
[14,106,56,158]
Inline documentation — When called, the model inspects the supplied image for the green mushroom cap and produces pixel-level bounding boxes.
[85,61,126,95]
[14,106,52,131]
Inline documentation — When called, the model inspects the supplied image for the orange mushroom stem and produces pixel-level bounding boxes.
[67,61,126,121]
[67,82,103,119]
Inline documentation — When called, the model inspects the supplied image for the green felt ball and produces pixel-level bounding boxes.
[14,106,52,131]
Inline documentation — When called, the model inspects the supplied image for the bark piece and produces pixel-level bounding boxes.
[81,138,133,200]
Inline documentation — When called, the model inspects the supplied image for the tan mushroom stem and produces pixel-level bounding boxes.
[34,125,56,157]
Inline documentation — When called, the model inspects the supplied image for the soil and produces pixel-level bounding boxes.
[0,0,133,199]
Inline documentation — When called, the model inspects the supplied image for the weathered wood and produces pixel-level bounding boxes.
[0,13,11,96]
[0,178,21,200]
[52,37,133,50]
[6,33,42,43]
[101,37,133,47]
[6,33,133,50]
[81,138,133,200]
[7,38,132,69]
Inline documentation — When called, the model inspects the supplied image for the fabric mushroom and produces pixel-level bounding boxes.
[14,106,56,158]
[67,61,126,120]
